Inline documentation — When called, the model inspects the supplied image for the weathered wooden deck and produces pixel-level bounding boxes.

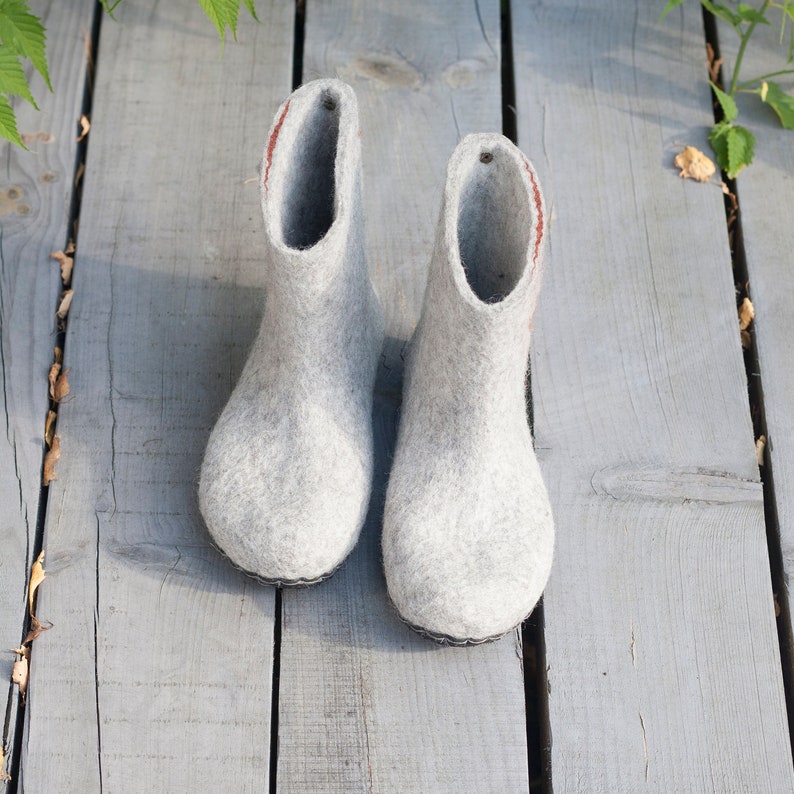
[2,0,794,790]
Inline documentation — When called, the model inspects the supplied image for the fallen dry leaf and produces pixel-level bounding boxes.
[0,745,9,781]
[706,42,724,85]
[674,146,716,183]
[12,657,28,702]
[53,368,71,403]
[28,551,46,614]
[739,296,754,331]
[48,360,61,400]
[756,434,767,467]
[50,250,74,285]
[76,114,90,143]
[65,239,75,255]
[45,410,57,447]
[43,436,61,485]
[741,329,751,349]
[56,290,74,320]
[23,615,52,645]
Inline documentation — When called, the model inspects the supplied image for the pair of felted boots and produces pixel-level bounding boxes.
[199,79,554,646]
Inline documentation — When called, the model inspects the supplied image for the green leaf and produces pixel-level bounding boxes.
[199,0,240,41]
[0,91,24,147]
[241,0,258,22]
[709,120,756,177]
[98,0,124,16]
[0,47,37,107]
[700,0,742,30]
[758,80,794,128]
[660,0,687,21]
[710,80,738,121]
[0,0,51,91]
[735,3,770,24]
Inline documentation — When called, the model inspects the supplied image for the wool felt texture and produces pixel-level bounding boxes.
[199,79,384,586]
[382,133,554,645]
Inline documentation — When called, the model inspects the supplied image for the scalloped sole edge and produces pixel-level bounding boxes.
[211,540,343,588]
[389,597,521,647]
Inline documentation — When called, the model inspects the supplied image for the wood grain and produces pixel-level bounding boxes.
[719,11,794,690]
[276,1,532,791]
[513,0,794,789]
[20,2,292,790]
[0,0,94,786]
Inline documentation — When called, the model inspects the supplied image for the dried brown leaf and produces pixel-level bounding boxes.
[76,114,90,143]
[54,346,63,365]
[756,434,767,467]
[53,368,71,403]
[10,645,29,659]
[45,410,57,447]
[740,329,751,349]
[739,297,755,331]
[0,745,9,781]
[56,290,74,320]
[50,250,74,285]
[43,435,61,485]
[48,360,61,400]
[28,550,46,614]
[22,615,52,645]
[65,239,75,255]
[674,146,716,183]
[12,657,28,702]
[706,42,724,84]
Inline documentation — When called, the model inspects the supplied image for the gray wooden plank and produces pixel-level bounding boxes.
[275,2,532,792]
[513,0,794,790]
[0,0,93,785]
[719,10,794,685]
[20,2,294,790]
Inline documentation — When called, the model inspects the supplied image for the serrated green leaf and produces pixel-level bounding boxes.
[0,91,23,146]
[736,3,770,24]
[710,80,738,121]
[199,0,240,41]
[700,0,742,30]
[241,0,258,22]
[709,120,755,177]
[0,48,37,107]
[0,0,51,91]
[759,80,794,128]
[660,0,686,22]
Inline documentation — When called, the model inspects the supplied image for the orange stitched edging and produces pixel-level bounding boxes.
[522,156,544,267]
[264,100,290,190]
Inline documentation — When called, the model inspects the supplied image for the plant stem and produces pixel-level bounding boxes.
[729,0,771,95]
[737,68,794,88]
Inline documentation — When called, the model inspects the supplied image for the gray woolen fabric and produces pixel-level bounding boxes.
[199,79,384,585]
[383,133,554,644]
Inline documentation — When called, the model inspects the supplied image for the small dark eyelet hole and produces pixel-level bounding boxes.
[323,97,336,110]
[480,151,493,164]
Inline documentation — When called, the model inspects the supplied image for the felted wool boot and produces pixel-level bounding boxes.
[199,79,383,586]
[382,133,553,645]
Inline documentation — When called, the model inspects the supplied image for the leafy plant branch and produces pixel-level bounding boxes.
[663,0,794,177]
[0,0,258,148]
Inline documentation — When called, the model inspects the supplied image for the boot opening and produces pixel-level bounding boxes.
[457,150,532,303]
[281,91,340,249]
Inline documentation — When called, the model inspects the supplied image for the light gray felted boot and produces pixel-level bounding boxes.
[382,133,553,645]
[199,79,383,586]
